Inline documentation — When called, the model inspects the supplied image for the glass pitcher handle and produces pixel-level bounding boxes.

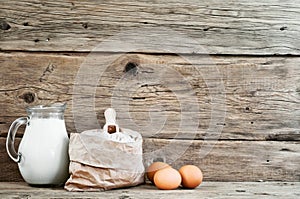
[6,117,28,163]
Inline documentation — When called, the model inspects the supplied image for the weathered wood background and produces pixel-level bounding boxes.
[0,0,299,182]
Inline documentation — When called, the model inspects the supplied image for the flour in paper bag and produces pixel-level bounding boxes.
[103,129,135,143]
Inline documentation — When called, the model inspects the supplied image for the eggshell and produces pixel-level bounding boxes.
[179,165,203,189]
[146,162,170,183]
[153,167,182,190]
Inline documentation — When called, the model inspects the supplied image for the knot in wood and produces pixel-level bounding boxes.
[20,92,36,104]
[0,19,11,30]
[124,62,138,75]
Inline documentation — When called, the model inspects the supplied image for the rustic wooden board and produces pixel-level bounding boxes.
[143,139,300,182]
[1,138,299,182]
[0,138,22,182]
[1,0,300,54]
[0,182,299,199]
[0,52,299,140]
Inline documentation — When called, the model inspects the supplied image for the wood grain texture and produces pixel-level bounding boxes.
[1,138,299,182]
[144,139,300,182]
[0,182,299,199]
[0,52,299,140]
[0,0,299,187]
[0,139,22,182]
[0,0,300,54]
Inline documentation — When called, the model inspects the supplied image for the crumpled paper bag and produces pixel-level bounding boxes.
[64,128,145,191]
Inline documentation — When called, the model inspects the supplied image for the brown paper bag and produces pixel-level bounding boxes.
[64,128,145,191]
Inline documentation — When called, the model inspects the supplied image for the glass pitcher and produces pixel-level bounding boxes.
[6,103,69,185]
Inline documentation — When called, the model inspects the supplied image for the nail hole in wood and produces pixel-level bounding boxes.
[82,22,88,29]
[245,107,250,111]
[266,159,270,163]
[250,121,254,124]
[23,22,29,26]
[280,26,287,31]
[124,62,138,75]
[203,27,209,31]
[34,39,40,43]
[0,19,11,30]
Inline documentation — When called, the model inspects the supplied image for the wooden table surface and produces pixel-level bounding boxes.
[0,182,299,199]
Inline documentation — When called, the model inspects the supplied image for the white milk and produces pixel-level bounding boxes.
[18,118,69,185]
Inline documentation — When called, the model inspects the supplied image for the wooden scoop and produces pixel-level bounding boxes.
[103,108,120,134]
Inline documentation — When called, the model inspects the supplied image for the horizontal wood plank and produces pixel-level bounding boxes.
[0,182,299,199]
[0,0,300,54]
[144,139,300,182]
[0,52,299,140]
[0,138,22,182]
[1,138,299,182]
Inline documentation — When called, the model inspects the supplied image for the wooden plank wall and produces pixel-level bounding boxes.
[0,0,299,182]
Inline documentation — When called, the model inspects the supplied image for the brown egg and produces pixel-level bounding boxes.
[179,165,203,189]
[153,167,182,190]
[146,162,170,183]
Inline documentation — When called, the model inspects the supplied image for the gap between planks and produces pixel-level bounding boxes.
[1,50,300,57]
